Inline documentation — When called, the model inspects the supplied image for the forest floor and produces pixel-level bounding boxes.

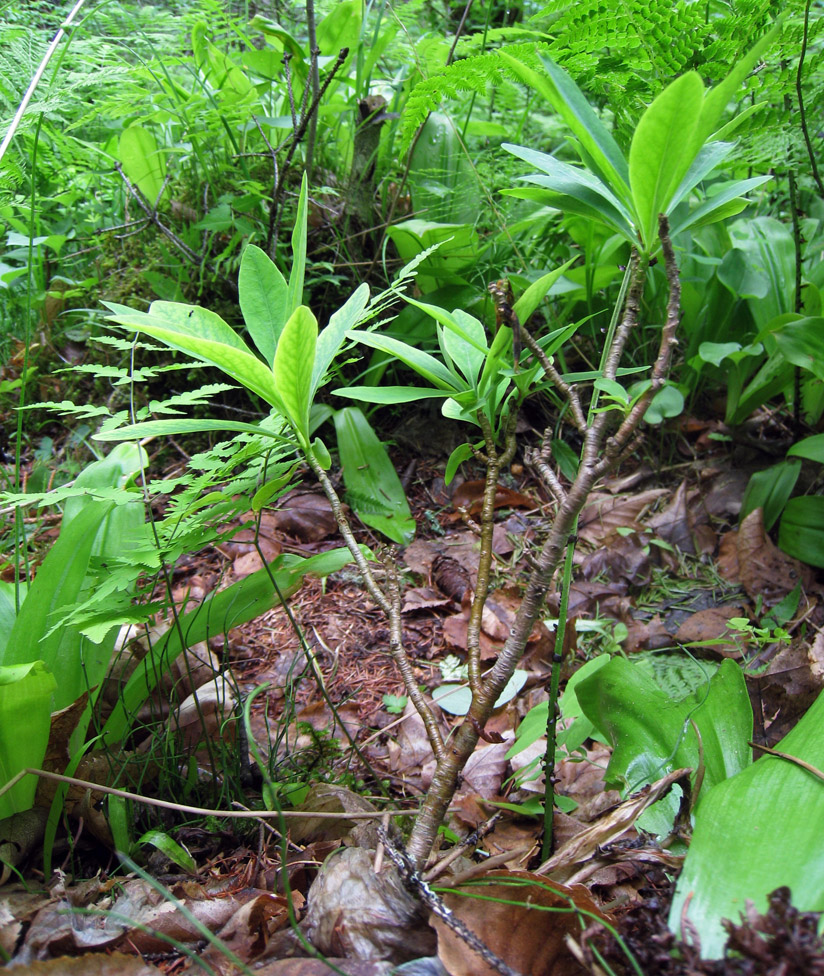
[1,367,823,975]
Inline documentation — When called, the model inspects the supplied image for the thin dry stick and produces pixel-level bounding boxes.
[0,768,420,820]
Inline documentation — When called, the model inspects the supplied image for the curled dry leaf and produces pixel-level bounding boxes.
[303,847,436,963]
[431,870,605,976]
[537,768,691,882]
[448,481,535,519]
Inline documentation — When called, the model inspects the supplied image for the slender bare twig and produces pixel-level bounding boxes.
[519,324,587,434]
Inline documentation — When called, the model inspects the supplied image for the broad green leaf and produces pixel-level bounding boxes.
[726,218,796,328]
[0,581,25,654]
[273,305,317,442]
[577,657,751,830]
[670,683,824,959]
[334,407,415,545]
[730,353,794,425]
[118,126,167,206]
[312,283,370,397]
[499,52,629,197]
[346,330,463,391]
[386,221,481,290]
[287,173,309,315]
[779,496,824,568]
[771,316,824,382]
[788,433,824,463]
[101,549,358,743]
[740,461,801,531]
[0,662,57,817]
[104,302,281,407]
[643,384,685,424]
[333,386,454,405]
[696,342,743,368]
[629,72,704,251]
[239,243,288,365]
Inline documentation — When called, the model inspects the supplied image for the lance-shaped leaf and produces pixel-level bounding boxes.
[312,282,370,397]
[669,176,772,238]
[104,301,281,407]
[288,172,309,315]
[334,406,415,545]
[239,243,289,365]
[274,305,317,443]
[499,52,629,198]
[100,549,358,744]
[629,72,705,251]
[346,330,465,391]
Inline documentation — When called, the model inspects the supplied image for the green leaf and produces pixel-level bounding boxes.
[445,443,476,486]
[771,316,824,381]
[503,145,633,226]
[118,126,167,206]
[740,461,801,531]
[435,670,528,716]
[788,433,824,464]
[629,72,705,250]
[346,330,463,391]
[104,302,282,407]
[698,21,783,144]
[273,305,318,442]
[0,662,57,817]
[137,829,197,874]
[334,406,415,545]
[1,503,114,706]
[287,173,309,315]
[778,496,824,568]
[239,243,288,365]
[669,177,771,239]
[499,52,629,197]
[312,283,370,398]
[669,684,824,959]
[577,657,752,833]
[512,259,577,323]
[643,384,684,424]
[95,418,294,443]
[333,386,452,405]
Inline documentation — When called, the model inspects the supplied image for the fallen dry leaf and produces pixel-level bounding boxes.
[720,508,812,605]
[578,489,668,546]
[449,481,535,519]
[3,954,164,974]
[537,769,691,881]
[674,605,747,655]
[432,870,604,976]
